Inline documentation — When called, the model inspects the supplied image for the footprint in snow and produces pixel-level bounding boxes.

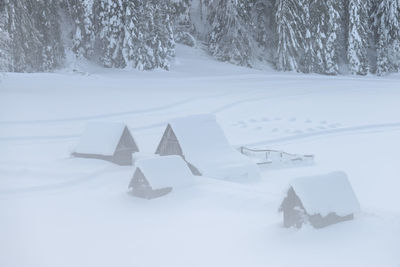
[249,119,258,123]
[318,126,326,130]
[289,117,297,122]
[254,126,263,131]
[320,120,327,124]
[262,117,270,122]
[305,119,312,123]
[274,117,282,121]
[272,128,279,132]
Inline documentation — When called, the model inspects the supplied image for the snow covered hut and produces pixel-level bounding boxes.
[72,122,139,166]
[280,171,360,229]
[128,155,194,199]
[155,114,260,181]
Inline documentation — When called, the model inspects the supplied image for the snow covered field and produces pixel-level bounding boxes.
[1,45,400,267]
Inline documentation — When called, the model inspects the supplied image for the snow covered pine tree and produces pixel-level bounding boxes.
[122,0,140,68]
[33,0,65,71]
[347,0,369,75]
[274,0,308,71]
[323,0,341,75]
[373,0,400,75]
[123,0,174,70]
[207,0,255,67]
[301,0,313,73]
[0,0,11,71]
[251,0,276,63]
[170,0,196,47]
[95,0,125,68]
[309,0,342,75]
[3,0,43,72]
[274,0,342,74]
[141,0,175,70]
[1,0,64,72]
[64,0,96,60]
[1,0,400,75]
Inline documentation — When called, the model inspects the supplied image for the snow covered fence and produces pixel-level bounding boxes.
[238,146,314,166]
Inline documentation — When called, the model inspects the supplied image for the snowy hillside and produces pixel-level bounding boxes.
[1,45,400,267]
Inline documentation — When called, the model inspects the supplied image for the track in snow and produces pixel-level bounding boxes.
[0,166,118,196]
[244,121,400,147]
[2,121,400,145]
[1,86,397,143]
[0,90,242,125]
[0,89,340,142]
[0,84,337,125]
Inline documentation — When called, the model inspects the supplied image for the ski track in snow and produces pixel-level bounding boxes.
[0,85,350,126]
[0,134,80,141]
[0,94,221,125]
[211,89,322,113]
[2,121,400,145]
[0,166,117,197]
[0,84,276,125]
[0,88,355,142]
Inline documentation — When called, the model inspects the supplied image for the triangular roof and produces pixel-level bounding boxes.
[290,171,360,217]
[161,114,260,180]
[134,155,194,189]
[75,122,136,156]
[168,114,234,156]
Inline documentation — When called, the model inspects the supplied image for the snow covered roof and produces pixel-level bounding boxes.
[168,114,260,181]
[290,171,360,217]
[134,155,194,189]
[74,122,128,156]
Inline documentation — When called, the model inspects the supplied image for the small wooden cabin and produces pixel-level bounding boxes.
[155,114,260,181]
[128,155,194,199]
[72,122,139,165]
[280,171,360,229]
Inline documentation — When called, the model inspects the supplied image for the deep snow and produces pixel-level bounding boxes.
[0,45,400,267]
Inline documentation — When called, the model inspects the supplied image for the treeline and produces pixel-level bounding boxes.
[0,0,399,75]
